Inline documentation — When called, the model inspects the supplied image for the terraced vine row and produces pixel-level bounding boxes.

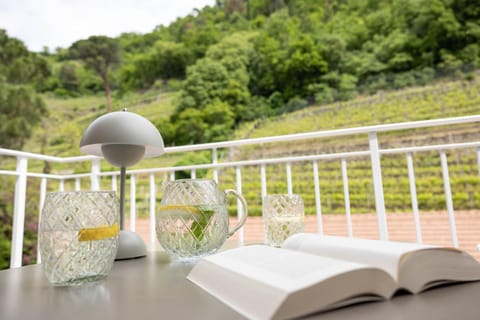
[201,78,479,216]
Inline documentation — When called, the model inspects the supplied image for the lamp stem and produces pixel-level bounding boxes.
[120,166,126,230]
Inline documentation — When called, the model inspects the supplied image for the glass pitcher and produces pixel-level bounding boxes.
[156,179,248,260]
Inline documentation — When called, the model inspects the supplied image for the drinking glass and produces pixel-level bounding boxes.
[263,194,305,246]
[39,191,119,286]
[156,179,248,260]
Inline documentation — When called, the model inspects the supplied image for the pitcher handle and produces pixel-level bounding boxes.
[224,189,248,238]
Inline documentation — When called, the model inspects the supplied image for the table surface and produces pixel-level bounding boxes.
[1,250,480,320]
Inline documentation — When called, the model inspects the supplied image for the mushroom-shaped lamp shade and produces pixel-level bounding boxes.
[80,110,165,260]
[80,110,165,165]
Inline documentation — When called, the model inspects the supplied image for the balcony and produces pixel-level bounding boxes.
[2,114,480,269]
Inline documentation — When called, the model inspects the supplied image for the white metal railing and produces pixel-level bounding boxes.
[1,114,480,268]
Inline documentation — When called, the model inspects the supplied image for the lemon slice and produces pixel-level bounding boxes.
[78,223,119,241]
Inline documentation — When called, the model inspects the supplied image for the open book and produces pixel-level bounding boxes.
[187,233,480,320]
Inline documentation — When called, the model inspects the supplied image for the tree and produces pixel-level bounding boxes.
[70,36,120,112]
[58,63,79,92]
[172,32,255,144]
[0,30,49,149]
[0,81,47,149]
[119,41,192,90]
[0,29,50,87]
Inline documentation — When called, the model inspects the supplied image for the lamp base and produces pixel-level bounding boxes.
[115,230,147,260]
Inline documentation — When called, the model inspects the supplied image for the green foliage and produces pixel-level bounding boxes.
[172,100,235,145]
[0,81,47,149]
[170,32,255,143]
[9,0,478,146]
[0,30,51,87]
[119,41,192,90]
[58,63,79,92]
[174,151,211,180]
[0,178,13,270]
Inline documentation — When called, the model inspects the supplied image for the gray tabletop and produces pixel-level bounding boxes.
[1,251,480,320]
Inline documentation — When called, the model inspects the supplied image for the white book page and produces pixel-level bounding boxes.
[283,234,437,281]
[201,245,373,292]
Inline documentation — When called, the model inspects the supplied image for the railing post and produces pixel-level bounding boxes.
[75,178,81,191]
[59,179,65,192]
[341,159,352,237]
[212,148,218,183]
[477,147,480,176]
[235,166,244,245]
[368,132,388,240]
[37,177,47,264]
[440,150,458,247]
[406,152,422,243]
[149,173,156,248]
[260,164,267,200]
[10,157,28,268]
[90,158,101,191]
[111,175,117,192]
[191,169,196,179]
[130,174,136,232]
[312,161,323,234]
[286,162,292,195]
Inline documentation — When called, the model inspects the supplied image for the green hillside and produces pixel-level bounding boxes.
[220,77,480,216]
[22,76,480,218]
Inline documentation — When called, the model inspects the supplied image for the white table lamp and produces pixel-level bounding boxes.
[80,109,164,259]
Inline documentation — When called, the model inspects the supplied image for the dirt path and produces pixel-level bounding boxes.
[130,210,480,261]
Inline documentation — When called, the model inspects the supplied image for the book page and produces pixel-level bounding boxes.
[283,233,437,281]
[201,245,373,292]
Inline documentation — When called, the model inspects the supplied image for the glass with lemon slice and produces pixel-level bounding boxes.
[156,179,247,260]
[39,191,119,286]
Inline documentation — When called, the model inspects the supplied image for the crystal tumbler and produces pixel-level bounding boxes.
[39,191,119,286]
[263,194,305,247]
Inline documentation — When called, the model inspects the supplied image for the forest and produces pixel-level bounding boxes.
[0,0,479,268]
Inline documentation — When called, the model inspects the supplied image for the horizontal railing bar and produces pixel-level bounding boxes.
[0,148,97,163]
[2,115,480,163]
[0,170,18,176]
[59,173,98,179]
[162,115,480,152]
[381,141,480,154]
[27,173,64,179]
[0,170,64,180]
[12,140,480,182]
[93,141,480,177]
[114,150,373,175]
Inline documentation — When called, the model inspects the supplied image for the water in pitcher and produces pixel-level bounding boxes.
[156,204,229,259]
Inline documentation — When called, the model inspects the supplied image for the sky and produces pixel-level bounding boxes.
[0,0,216,52]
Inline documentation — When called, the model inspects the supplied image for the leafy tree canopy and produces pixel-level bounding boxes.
[0,30,49,149]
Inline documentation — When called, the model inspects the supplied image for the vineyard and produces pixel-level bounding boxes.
[196,78,480,217]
